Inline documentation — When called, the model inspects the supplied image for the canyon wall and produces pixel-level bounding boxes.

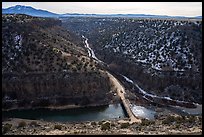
[2,72,112,110]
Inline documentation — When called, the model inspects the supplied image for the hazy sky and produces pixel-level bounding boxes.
[2,2,202,17]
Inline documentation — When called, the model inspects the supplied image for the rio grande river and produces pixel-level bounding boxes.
[2,104,127,122]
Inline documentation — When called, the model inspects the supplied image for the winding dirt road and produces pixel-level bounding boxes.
[82,36,141,123]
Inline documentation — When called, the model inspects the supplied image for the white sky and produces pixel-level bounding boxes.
[2,2,202,17]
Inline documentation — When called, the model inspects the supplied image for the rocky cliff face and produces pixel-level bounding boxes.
[2,72,112,109]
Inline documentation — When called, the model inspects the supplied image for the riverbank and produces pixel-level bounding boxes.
[2,113,202,135]
[2,102,117,112]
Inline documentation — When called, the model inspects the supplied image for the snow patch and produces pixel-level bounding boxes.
[121,75,134,84]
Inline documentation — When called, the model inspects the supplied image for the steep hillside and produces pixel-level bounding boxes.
[2,14,113,110]
[2,14,97,73]
[62,17,202,104]
[63,17,202,73]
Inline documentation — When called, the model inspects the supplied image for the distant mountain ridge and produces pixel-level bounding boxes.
[2,5,202,19]
[2,5,59,17]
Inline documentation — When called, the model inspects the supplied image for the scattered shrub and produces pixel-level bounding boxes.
[111,123,115,127]
[101,122,110,130]
[30,121,38,127]
[98,121,103,125]
[18,121,27,128]
[91,121,97,126]
[54,124,62,130]
[175,116,184,124]
[141,119,155,126]
[80,130,86,134]
[162,115,188,125]
[137,126,142,131]
[120,122,130,129]
[188,116,196,123]
[162,116,175,125]
[175,124,180,129]
[3,123,12,134]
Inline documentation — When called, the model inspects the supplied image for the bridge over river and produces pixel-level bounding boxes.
[106,72,141,123]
